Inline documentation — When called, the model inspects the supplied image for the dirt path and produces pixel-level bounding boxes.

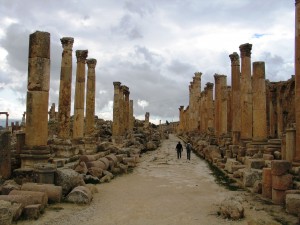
[18,134,298,225]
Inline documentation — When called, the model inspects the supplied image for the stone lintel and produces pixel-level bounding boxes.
[86,58,97,68]
[75,50,88,63]
[229,52,240,65]
[239,43,252,58]
[60,37,74,50]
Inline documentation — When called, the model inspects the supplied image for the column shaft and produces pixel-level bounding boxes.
[85,58,97,135]
[295,0,300,160]
[73,50,88,139]
[240,43,253,140]
[252,61,267,141]
[112,82,121,137]
[58,37,74,139]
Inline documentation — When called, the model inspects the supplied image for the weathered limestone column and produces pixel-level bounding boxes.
[286,127,296,162]
[206,82,214,132]
[227,86,232,134]
[239,43,253,140]
[58,37,74,139]
[129,100,134,132]
[277,87,284,137]
[295,0,300,161]
[119,86,125,135]
[0,131,11,179]
[229,52,241,144]
[269,86,277,138]
[25,31,50,147]
[178,106,184,133]
[220,76,228,135]
[73,50,88,139]
[214,74,227,136]
[200,92,206,132]
[123,86,130,133]
[145,112,150,128]
[49,103,56,121]
[112,82,121,137]
[252,61,267,141]
[85,58,97,136]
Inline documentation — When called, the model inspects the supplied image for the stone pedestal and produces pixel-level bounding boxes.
[73,50,88,139]
[58,37,74,139]
[33,163,57,184]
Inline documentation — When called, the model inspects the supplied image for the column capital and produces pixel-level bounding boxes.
[86,58,97,68]
[76,50,88,63]
[229,52,240,65]
[113,81,121,88]
[60,37,74,50]
[214,74,226,81]
[194,72,202,77]
[239,43,252,58]
[206,82,214,89]
[122,85,130,95]
[179,106,184,111]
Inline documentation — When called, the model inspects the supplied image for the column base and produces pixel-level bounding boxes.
[20,148,50,169]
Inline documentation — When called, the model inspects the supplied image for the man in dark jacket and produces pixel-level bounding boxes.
[186,142,192,160]
[175,141,183,159]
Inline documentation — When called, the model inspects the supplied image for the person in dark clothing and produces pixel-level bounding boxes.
[175,141,183,159]
[186,142,192,160]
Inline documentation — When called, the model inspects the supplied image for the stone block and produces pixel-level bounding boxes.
[74,161,88,174]
[286,193,300,215]
[243,169,262,187]
[224,158,240,173]
[99,157,110,170]
[33,163,57,184]
[86,160,106,170]
[271,160,291,176]
[245,158,265,170]
[29,31,50,59]
[21,183,62,203]
[88,167,103,178]
[272,174,293,190]
[22,204,42,220]
[28,58,50,91]
[9,190,48,209]
[0,199,23,222]
[1,180,21,195]
[25,91,49,147]
[272,188,286,205]
[263,154,274,160]
[66,186,92,204]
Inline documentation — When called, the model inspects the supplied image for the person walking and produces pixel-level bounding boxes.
[175,141,183,159]
[186,142,192,160]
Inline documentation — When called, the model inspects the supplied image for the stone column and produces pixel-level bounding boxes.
[85,58,97,136]
[73,50,88,139]
[239,43,253,140]
[145,112,150,128]
[252,61,267,141]
[286,127,296,162]
[179,106,184,133]
[112,82,121,137]
[0,131,11,179]
[214,75,221,137]
[119,86,125,135]
[214,74,227,137]
[5,113,8,128]
[123,86,130,133]
[49,103,56,121]
[129,100,134,132]
[58,37,74,139]
[229,52,241,144]
[206,83,214,132]
[25,31,50,147]
[296,0,300,161]
[277,87,284,137]
[269,86,277,138]
[227,86,232,134]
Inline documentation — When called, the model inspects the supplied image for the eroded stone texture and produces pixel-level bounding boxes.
[239,43,253,140]
[85,58,97,136]
[214,74,227,137]
[296,0,300,161]
[73,50,88,139]
[145,112,150,128]
[112,82,121,138]
[0,131,11,179]
[252,61,267,141]
[58,37,74,139]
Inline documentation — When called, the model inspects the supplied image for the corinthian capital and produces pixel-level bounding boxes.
[86,58,97,68]
[60,37,74,50]
[76,50,88,63]
[239,43,252,58]
[229,52,240,65]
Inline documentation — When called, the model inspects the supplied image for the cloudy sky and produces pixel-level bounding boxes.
[0,0,295,124]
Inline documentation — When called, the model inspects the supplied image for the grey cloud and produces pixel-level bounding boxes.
[124,0,154,17]
[111,15,143,40]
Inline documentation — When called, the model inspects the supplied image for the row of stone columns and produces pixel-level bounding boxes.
[112,82,134,141]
